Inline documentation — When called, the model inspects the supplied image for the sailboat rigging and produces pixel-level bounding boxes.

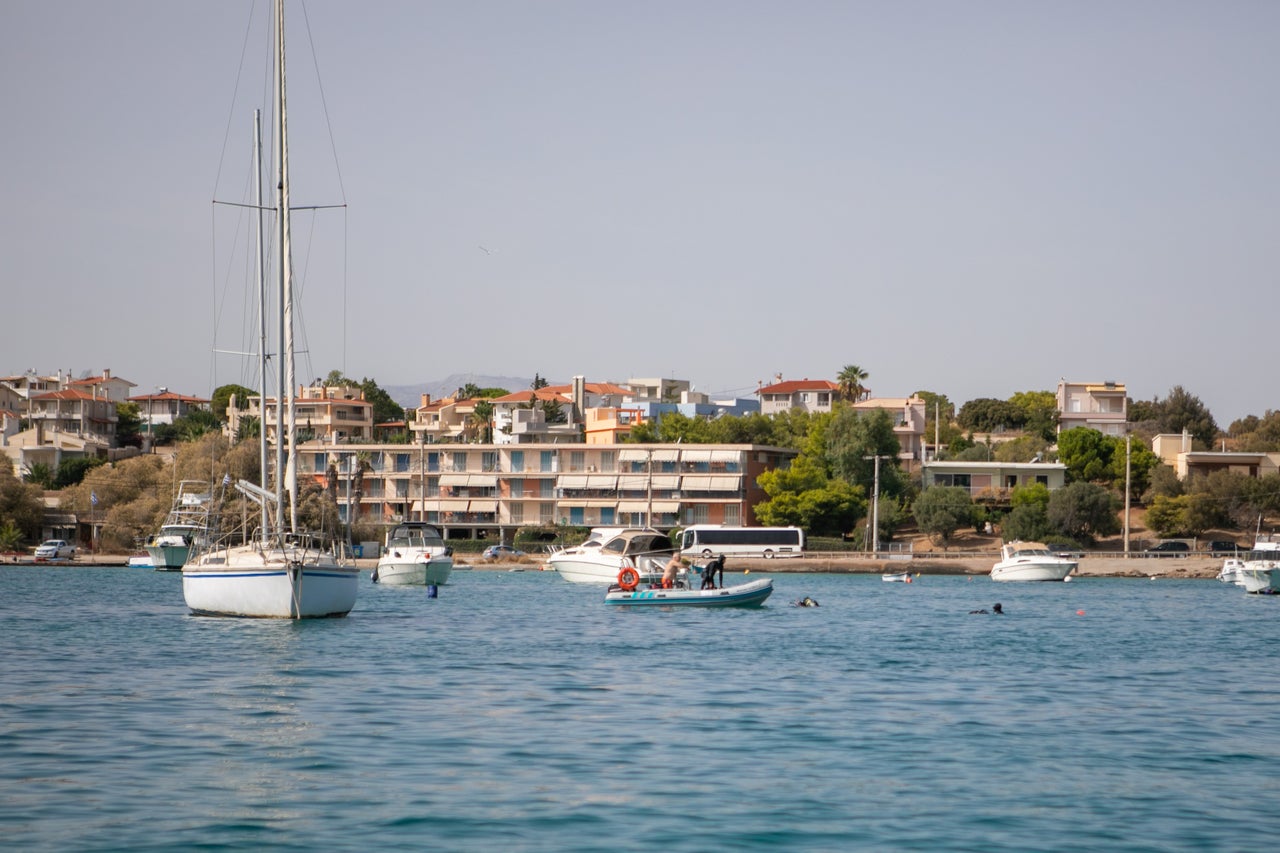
[182,0,359,618]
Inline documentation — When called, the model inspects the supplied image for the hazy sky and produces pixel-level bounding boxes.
[3,1,1277,425]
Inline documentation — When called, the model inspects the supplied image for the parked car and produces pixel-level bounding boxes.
[1146,541,1190,557]
[34,540,77,559]
[1204,540,1239,556]
[482,544,525,559]
[1046,542,1085,559]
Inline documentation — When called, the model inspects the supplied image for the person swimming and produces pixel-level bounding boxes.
[794,597,820,607]
[970,603,1004,615]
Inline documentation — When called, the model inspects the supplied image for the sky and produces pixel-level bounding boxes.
[3,1,1278,426]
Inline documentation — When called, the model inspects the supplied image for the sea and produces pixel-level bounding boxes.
[2,565,1279,852]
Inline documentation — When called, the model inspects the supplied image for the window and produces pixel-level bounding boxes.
[570,451,585,472]
[510,451,524,473]
[452,452,467,471]
[723,505,741,525]
[510,503,523,524]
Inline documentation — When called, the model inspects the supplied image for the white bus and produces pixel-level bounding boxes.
[678,525,805,560]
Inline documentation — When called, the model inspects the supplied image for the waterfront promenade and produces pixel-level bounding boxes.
[10,551,1225,579]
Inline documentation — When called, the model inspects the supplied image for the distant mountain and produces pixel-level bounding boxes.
[383,374,549,409]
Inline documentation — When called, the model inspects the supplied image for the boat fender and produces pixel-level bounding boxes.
[617,567,640,591]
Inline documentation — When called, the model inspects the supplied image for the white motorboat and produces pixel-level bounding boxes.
[145,480,213,571]
[990,541,1077,582]
[183,0,358,618]
[373,522,453,586]
[543,527,629,564]
[882,571,914,583]
[1216,557,1246,585]
[1237,540,1280,594]
[546,528,676,583]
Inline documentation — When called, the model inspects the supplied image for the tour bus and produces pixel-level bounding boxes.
[678,525,805,560]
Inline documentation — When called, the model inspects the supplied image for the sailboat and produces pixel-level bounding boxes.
[182,0,359,618]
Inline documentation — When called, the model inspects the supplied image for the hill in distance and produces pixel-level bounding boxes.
[383,374,549,410]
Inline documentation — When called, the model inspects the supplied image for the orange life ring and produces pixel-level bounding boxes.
[617,567,640,591]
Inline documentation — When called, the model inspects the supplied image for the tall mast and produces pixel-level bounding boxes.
[254,108,269,537]
[274,0,297,535]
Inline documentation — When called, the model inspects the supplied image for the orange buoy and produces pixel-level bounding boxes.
[618,567,640,591]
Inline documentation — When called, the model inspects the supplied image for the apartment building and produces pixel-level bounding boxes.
[227,383,374,445]
[292,440,797,541]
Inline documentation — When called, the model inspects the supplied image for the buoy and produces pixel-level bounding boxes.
[1076,609,1085,616]
[617,567,640,591]
[744,569,750,574]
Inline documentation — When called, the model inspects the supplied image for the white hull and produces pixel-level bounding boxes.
[991,561,1076,582]
[1238,566,1280,594]
[1217,558,1245,584]
[183,543,358,618]
[146,538,193,571]
[548,554,664,584]
[374,556,453,586]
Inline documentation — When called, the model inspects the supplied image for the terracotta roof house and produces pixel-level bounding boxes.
[755,379,840,415]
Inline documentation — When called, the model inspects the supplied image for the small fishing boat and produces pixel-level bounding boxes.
[604,577,773,608]
[882,571,914,583]
[145,480,213,571]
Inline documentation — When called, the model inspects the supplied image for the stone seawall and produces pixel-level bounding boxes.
[725,554,1223,579]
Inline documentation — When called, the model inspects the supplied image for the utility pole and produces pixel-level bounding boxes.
[1124,433,1132,557]
[863,454,888,556]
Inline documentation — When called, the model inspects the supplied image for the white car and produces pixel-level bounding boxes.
[35,539,76,559]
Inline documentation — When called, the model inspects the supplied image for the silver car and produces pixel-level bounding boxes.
[34,539,76,559]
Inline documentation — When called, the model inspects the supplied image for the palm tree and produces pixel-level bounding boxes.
[837,364,870,403]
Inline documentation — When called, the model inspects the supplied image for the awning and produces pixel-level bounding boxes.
[681,449,713,462]
[710,449,740,462]
[468,500,498,513]
[618,448,650,462]
[586,475,617,489]
[468,474,498,487]
[436,499,469,511]
[651,449,679,462]
[439,473,469,486]
[616,500,680,513]
[682,475,712,490]
[650,475,680,489]
[616,475,649,490]
[708,476,742,491]
[558,475,588,489]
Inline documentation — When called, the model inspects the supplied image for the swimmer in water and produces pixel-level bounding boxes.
[794,597,820,607]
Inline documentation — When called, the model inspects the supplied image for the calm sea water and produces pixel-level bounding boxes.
[2,564,1279,852]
